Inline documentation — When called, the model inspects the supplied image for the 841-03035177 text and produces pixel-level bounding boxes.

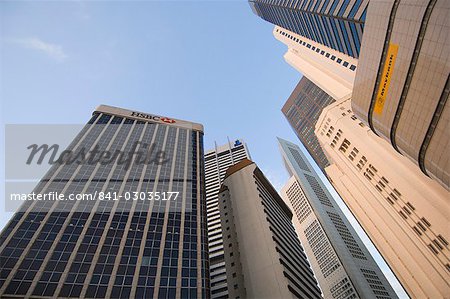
[96,191,180,201]
[10,191,180,201]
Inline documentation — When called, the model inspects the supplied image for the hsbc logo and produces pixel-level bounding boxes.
[160,117,176,124]
[130,112,176,124]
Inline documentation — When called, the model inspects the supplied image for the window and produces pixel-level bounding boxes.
[331,55,336,60]
[406,202,415,211]
[402,206,411,215]
[438,235,448,246]
[399,211,407,219]
[413,226,422,236]
[428,244,439,254]
[421,218,431,227]
[417,222,427,231]
[343,61,349,67]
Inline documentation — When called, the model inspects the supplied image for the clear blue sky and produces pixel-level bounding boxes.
[1,0,300,189]
[0,1,407,297]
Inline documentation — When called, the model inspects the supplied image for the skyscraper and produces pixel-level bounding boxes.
[350,0,449,190]
[316,96,450,298]
[274,26,358,99]
[278,138,398,299]
[0,105,210,298]
[218,159,322,299]
[282,77,335,171]
[204,139,250,299]
[248,0,368,58]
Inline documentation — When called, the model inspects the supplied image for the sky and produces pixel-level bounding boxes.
[0,1,407,297]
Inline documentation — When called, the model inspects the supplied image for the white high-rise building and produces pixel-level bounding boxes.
[204,139,250,299]
[315,96,450,298]
[273,26,358,100]
[278,138,398,299]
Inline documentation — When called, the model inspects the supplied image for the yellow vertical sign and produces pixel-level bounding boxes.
[374,43,399,114]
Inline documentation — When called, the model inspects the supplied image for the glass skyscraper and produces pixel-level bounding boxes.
[0,105,210,298]
[282,77,335,171]
[249,0,368,58]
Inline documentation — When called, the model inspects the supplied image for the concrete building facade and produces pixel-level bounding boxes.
[350,0,449,189]
[204,139,250,299]
[316,96,450,298]
[0,105,210,299]
[218,159,322,299]
[278,138,398,299]
[274,26,358,99]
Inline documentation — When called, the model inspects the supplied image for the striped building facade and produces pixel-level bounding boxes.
[0,105,210,299]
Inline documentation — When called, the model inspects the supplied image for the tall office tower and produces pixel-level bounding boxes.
[316,96,450,298]
[204,139,250,299]
[282,77,335,171]
[217,159,322,299]
[278,138,398,299]
[274,26,358,99]
[0,105,210,298]
[248,0,368,59]
[350,0,449,190]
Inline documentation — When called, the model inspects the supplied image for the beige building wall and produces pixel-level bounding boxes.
[316,96,450,298]
[350,0,449,190]
[273,26,358,100]
[218,160,322,299]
